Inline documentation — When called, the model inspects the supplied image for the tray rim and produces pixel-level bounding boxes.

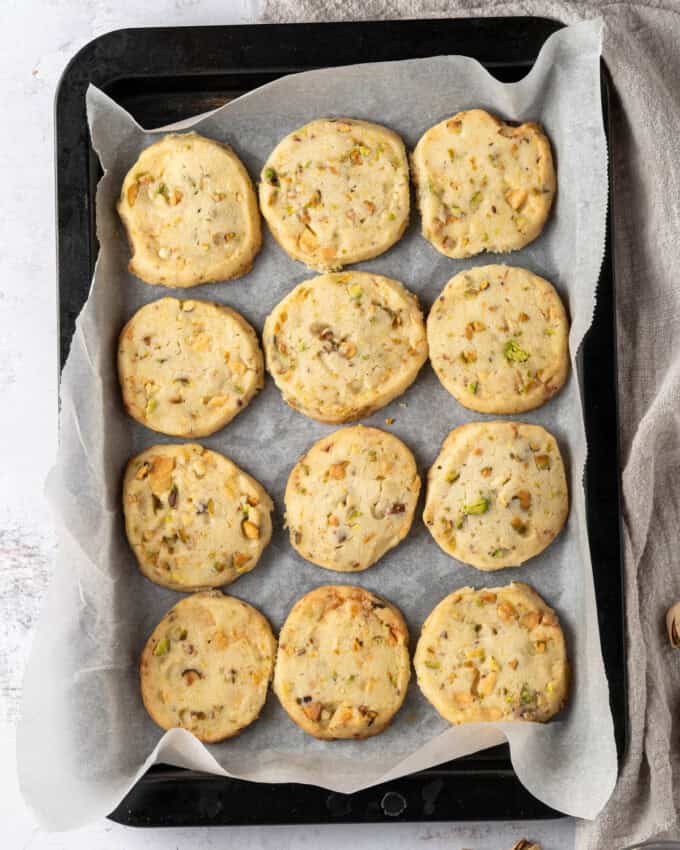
[53,15,626,827]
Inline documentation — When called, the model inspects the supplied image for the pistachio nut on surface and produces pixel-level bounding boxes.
[667,602,680,648]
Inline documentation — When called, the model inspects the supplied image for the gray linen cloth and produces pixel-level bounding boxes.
[257,1,680,848]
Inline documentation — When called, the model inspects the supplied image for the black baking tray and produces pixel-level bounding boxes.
[55,16,626,825]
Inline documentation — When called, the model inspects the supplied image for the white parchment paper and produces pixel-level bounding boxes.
[18,19,617,830]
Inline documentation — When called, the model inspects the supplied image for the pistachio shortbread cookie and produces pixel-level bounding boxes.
[414,582,569,724]
[423,422,568,570]
[427,265,569,414]
[123,443,273,591]
[412,109,555,259]
[140,590,276,742]
[274,585,410,739]
[263,271,427,423]
[259,118,410,271]
[118,132,261,287]
[118,297,264,437]
[285,426,420,572]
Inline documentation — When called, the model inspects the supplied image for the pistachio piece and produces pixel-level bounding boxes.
[463,497,489,516]
[329,462,347,480]
[465,320,486,339]
[534,454,551,470]
[505,188,528,210]
[520,611,540,630]
[503,339,530,362]
[298,227,318,253]
[153,638,170,657]
[242,519,260,540]
[454,691,473,706]
[182,668,202,686]
[135,461,151,480]
[520,684,536,705]
[264,167,279,186]
[667,601,680,647]
[149,455,175,493]
[497,602,517,622]
[339,340,357,359]
[510,840,541,850]
[516,489,532,509]
[232,552,251,570]
[302,700,322,721]
[478,672,497,696]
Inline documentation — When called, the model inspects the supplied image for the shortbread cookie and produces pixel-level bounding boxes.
[423,422,568,570]
[263,271,427,422]
[259,118,410,271]
[118,132,261,287]
[427,265,569,414]
[118,297,264,437]
[414,583,569,724]
[285,426,420,572]
[140,591,276,742]
[412,109,555,258]
[274,585,410,739]
[123,444,273,591]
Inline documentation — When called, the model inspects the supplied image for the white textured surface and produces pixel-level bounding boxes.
[0,0,573,845]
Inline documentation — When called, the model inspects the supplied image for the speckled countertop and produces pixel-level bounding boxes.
[0,1,573,846]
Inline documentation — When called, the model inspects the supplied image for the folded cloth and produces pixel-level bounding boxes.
[258,2,680,848]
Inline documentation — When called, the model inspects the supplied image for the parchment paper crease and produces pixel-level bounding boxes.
[18,19,616,830]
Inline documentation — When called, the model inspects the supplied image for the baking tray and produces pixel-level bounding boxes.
[55,16,626,825]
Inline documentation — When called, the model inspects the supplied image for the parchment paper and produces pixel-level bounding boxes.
[18,19,616,830]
